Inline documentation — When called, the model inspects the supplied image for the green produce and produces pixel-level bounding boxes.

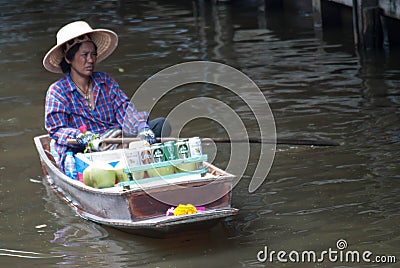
[114,161,144,181]
[130,171,145,180]
[83,167,93,186]
[147,166,174,177]
[115,168,129,182]
[83,162,116,188]
[114,161,128,182]
[175,163,197,173]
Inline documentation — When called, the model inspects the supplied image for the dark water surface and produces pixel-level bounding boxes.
[1,1,399,267]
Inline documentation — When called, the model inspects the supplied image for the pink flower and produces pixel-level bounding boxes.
[166,207,175,216]
[78,124,87,133]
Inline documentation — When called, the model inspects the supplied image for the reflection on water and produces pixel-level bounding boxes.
[0,0,399,267]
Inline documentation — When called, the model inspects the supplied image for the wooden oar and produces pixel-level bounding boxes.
[207,137,339,146]
[67,137,339,146]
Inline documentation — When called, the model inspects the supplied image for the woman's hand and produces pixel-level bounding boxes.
[137,127,156,144]
[76,131,95,147]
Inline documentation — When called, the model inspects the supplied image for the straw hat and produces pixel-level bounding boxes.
[43,21,118,73]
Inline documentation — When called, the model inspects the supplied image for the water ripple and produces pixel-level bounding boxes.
[277,202,364,216]
[0,248,65,259]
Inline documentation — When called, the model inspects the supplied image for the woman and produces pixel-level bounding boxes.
[43,21,170,169]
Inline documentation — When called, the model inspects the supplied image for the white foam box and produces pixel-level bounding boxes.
[75,149,141,177]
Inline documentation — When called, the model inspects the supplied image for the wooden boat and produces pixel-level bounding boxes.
[34,134,238,237]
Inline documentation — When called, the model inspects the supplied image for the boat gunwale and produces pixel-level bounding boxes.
[34,134,236,196]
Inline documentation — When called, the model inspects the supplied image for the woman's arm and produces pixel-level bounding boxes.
[45,85,80,145]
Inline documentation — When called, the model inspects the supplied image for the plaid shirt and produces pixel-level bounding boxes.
[45,71,148,167]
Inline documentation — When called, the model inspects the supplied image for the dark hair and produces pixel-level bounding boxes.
[59,41,98,73]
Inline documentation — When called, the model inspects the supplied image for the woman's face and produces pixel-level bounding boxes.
[69,42,97,77]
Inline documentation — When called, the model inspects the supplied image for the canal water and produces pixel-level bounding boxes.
[0,0,399,267]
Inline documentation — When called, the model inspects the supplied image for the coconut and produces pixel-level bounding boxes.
[175,163,197,173]
[114,161,129,182]
[130,171,145,180]
[114,161,145,181]
[147,166,175,177]
[83,162,116,188]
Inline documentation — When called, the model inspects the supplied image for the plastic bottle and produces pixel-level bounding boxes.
[50,139,59,164]
[65,151,77,180]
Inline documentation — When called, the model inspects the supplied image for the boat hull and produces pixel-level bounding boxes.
[34,135,238,237]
